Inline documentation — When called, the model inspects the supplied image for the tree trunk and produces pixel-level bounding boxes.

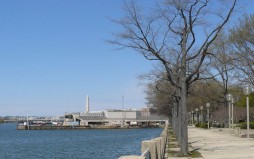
[172,104,176,134]
[179,80,189,154]
[177,102,182,146]
[172,102,181,145]
[179,27,188,155]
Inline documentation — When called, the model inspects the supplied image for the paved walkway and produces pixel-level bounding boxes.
[188,126,254,159]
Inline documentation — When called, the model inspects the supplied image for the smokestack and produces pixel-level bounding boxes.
[86,95,89,113]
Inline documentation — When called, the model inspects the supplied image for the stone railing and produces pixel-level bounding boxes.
[119,124,168,159]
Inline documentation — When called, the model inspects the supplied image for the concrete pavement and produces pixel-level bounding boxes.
[188,126,254,159]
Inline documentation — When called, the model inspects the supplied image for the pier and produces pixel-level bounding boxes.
[16,124,163,130]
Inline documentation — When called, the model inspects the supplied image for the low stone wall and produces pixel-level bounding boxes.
[119,124,168,159]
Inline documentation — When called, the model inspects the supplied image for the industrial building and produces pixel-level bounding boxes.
[63,96,168,127]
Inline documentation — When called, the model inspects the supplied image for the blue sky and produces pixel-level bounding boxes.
[0,0,254,116]
[0,0,156,116]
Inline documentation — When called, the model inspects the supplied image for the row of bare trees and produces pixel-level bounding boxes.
[147,78,254,123]
[143,4,254,155]
[110,0,240,155]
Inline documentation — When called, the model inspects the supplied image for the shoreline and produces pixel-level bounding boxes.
[17,124,164,130]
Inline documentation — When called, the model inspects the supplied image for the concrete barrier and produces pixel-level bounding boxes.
[142,140,157,159]
[153,137,163,159]
[119,124,168,159]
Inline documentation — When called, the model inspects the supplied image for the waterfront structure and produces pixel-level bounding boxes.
[62,96,167,127]
[17,109,167,129]
[65,108,168,127]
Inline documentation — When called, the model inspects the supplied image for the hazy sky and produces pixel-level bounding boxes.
[0,0,254,116]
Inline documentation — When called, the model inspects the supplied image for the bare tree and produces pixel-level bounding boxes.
[210,105,227,126]
[187,80,222,110]
[140,68,180,136]
[208,32,236,127]
[230,14,254,87]
[110,0,236,155]
[145,81,172,116]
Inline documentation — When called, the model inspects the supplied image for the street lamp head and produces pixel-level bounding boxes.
[191,110,194,113]
[200,106,203,110]
[243,86,252,96]
[195,108,198,112]
[226,93,232,102]
[206,103,210,108]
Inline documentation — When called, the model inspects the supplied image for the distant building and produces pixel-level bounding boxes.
[63,96,168,126]
[65,109,167,127]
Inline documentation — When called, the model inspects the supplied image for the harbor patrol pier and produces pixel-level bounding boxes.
[17,96,168,130]
[69,108,168,128]
[65,95,168,128]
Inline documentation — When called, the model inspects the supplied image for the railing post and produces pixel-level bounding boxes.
[142,140,157,159]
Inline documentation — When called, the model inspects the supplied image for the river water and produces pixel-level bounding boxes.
[0,123,162,159]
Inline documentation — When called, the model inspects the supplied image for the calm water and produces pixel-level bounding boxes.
[0,123,162,159]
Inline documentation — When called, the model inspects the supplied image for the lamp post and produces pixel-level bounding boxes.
[195,108,199,123]
[226,93,232,129]
[243,86,252,138]
[200,106,204,123]
[206,103,210,129]
[231,98,235,129]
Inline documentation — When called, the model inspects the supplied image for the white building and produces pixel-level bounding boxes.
[71,109,168,127]
[64,96,168,127]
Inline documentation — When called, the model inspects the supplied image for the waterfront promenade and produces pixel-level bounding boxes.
[167,126,254,159]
